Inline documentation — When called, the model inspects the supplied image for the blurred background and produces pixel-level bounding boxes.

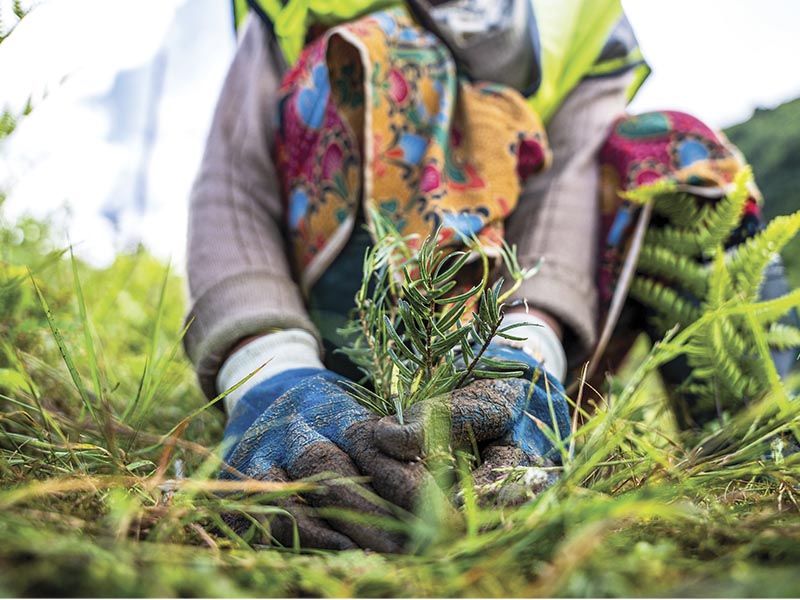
[1,0,799,271]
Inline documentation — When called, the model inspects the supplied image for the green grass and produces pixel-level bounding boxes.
[0,207,799,598]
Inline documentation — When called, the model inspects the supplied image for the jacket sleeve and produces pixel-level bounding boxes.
[183,16,319,399]
[503,71,633,367]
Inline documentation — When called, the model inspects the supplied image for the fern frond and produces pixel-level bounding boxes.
[718,314,749,359]
[700,168,754,252]
[740,288,800,326]
[675,381,716,401]
[707,317,751,399]
[620,178,678,204]
[645,189,748,256]
[705,250,732,310]
[630,276,703,327]
[766,322,800,351]
[727,211,800,301]
[644,168,753,256]
[679,251,776,405]
[635,244,709,297]
[651,192,713,228]
[682,330,713,375]
[629,167,800,417]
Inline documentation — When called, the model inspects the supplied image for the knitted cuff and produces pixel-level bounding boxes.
[492,312,567,381]
[216,329,324,414]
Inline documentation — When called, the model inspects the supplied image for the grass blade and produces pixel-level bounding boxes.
[28,268,100,428]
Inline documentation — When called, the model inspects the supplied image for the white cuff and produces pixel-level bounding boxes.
[216,329,324,414]
[492,312,567,381]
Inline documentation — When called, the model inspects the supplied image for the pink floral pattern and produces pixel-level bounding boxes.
[597,110,762,310]
[273,8,551,290]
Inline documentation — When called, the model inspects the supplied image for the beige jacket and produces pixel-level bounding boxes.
[184,16,632,398]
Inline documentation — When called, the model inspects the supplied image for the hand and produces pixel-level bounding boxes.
[374,344,572,505]
[221,368,436,552]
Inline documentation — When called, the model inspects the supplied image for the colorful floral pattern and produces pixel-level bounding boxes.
[597,110,762,309]
[274,8,550,291]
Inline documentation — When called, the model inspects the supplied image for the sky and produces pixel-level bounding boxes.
[1,0,799,269]
[624,1,800,126]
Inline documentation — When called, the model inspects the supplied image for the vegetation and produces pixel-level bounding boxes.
[339,215,536,420]
[626,169,800,426]
[1,17,799,593]
[725,97,800,288]
[1,217,799,595]
[0,0,30,43]
[1,174,799,597]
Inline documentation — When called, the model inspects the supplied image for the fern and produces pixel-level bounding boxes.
[643,170,751,256]
[705,249,732,309]
[629,277,702,326]
[627,167,800,424]
[690,254,760,402]
[621,177,678,205]
[740,287,800,326]
[679,310,768,419]
[650,191,713,228]
[766,322,800,350]
[727,212,800,301]
[635,244,709,298]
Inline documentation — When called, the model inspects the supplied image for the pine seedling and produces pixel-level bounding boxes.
[339,211,536,421]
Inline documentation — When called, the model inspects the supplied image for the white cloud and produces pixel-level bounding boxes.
[624,0,800,129]
[0,0,234,269]
[1,0,184,110]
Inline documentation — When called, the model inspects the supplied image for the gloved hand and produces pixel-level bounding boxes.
[221,367,433,552]
[218,326,572,547]
[374,343,572,505]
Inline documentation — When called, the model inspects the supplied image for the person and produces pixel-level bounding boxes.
[182,0,792,551]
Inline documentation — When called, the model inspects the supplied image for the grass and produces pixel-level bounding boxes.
[0,211,799,597]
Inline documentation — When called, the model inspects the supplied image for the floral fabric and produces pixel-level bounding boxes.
[274,8,550,291]
[596,110,762,309]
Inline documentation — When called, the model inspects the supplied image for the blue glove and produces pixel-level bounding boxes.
[221,367,434,552]
[373,344,572,504]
